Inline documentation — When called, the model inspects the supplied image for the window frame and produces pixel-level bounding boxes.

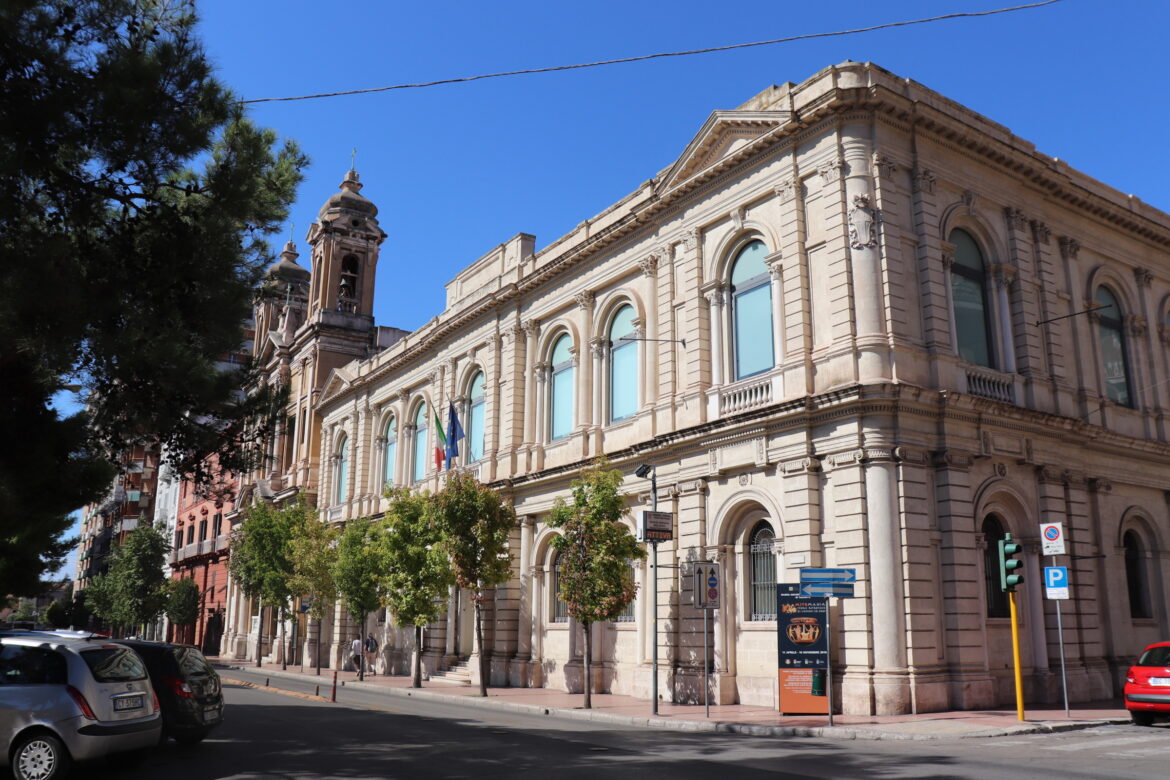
[748,520,777,621]
[729,239,774,382]
[1095,286,1134,407]
[1124,530,1152,619]
[467,371,486,463]
[411,403,429,483]
[947,228,997,369]
[334,434,349,505]
[608,305,639,423]
[549,334,575,441]
[382,416,397,489]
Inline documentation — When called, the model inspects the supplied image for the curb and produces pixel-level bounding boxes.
[215,663,1127,741]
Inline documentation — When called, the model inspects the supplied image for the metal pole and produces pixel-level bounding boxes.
[704,606,709,719]
[1009,590,1025,721]
[825,596,833,727]
[651,469,658,717]
[1052,554,1070,718]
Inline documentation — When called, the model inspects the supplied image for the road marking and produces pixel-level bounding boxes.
[1043,736,1159,751]
[1107,743,1170,758]
[221,676,404,714]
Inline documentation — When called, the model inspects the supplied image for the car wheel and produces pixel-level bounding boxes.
[1131,710,1156,727]
[12,732,72,780]
[173,730,209,745]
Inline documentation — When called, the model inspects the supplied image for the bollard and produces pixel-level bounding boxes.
[265,677,270,688]
[331,670,338,702]
[315,685,320,697]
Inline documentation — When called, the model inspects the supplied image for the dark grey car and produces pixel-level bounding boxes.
[0,635,161,779]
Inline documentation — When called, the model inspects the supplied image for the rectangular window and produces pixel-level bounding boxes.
[186,525,194,545]
[734,285,774,379]
[551,369,574,440]
[1098,325,1131,406]
[610,343,638,421]
[952,274,992,367]
[469,403,486,462]
[213,513,223,537]
[199,520,207,541]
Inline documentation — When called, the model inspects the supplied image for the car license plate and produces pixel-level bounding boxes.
[114,694,144,711]
[203,706,221,722]
[1149,677,1170,686]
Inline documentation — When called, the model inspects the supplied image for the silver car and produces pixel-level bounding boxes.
[0,634,161,779]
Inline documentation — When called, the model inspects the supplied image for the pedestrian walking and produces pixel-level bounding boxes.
[351,635,362,675]
[364,633,379,676]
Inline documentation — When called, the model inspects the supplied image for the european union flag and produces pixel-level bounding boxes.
[445,402,465,469]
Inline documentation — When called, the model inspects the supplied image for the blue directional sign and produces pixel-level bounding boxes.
[799,568,857,584]
[800,582,855,598]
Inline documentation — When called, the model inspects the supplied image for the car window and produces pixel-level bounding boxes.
[80,646,147,682]
[176,647,214,677]
[1139,646,1170,666]
[0,645,67,685]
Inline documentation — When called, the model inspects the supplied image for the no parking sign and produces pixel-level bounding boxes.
[1040,522,1065,556]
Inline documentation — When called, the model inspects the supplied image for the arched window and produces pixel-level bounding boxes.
[1095,287,1132,407]
[467,371,486,462]
[412,403,428,483]
[382,417,397,488]
[334,435,349,505]
[982,515,1009,618]
[730,240,774,380]
[949,228,994,368]
[749,521,777,621]
[550,334,574,440]
[553,550,569,623]
[1125,531,1151,619]
[609,305,638,422]
[338,254,359,312]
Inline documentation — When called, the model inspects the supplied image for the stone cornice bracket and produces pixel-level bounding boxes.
[1059,237,1080,261]
[574,290,594,310]
[731,206,746,232]
[1134,267,1153,288]
[912,168,935,194]
[639,253,659,278]
[818,157,846,183]
[872,152,897,181]
[1036,464,1067,485]
[1030,219,1051,245]
[962,190,979,216]
[848,194,878,249]
[681,228,698,251]
[859,447,898,464]
[781,456,822,474]
[932,449,974,470]
[1004,206,1028,232]
[1088,477,1113,494]
[1127,314,1148,338]
[774,178,797,203]
[677,478,707,496]
[397,389,409,405]
[504,322,525,343]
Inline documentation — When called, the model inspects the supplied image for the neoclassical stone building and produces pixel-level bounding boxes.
[224,61,1170,715]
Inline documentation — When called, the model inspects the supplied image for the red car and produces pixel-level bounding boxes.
[1125,641,1170,726]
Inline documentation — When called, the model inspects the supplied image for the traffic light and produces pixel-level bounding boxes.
[998,532,1024,592]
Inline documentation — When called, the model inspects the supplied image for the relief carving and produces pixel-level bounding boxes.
[848,194,878,249]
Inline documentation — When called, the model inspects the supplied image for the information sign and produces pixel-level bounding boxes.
[1044,566,1070,600]
[1040,522,1066,556]
[640,510,673,542]
[693,562,720,609]
[799,568,857,584]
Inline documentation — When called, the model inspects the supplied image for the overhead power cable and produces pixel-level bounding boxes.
[241,0,1065,105]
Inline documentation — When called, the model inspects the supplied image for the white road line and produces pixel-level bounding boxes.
[1107,744,1170,758]
[1044,736,1163,752]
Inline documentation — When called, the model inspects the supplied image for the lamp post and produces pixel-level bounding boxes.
[634,463,658,716]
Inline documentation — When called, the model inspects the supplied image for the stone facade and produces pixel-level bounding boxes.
[226,61,1170,715]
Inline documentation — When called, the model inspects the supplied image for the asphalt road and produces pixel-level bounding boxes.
[71,670,1170,780]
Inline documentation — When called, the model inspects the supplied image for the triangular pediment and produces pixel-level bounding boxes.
[658,110,791,193]
[317,367,355,407]
[256,330,285,365]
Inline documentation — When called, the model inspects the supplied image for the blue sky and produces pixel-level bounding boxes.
[198,0,1168,333]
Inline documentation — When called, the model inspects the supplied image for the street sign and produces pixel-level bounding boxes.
[640,510,673,543]
[693,562,719,609]
[1040,522,1066,556]
[1044,566,1070,600]
[800,568,856,584]
[800,582,855,598]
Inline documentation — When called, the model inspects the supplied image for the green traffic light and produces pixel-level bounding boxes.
[998,533,1024,592]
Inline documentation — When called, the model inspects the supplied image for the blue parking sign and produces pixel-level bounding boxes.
[1044,566,1069,600]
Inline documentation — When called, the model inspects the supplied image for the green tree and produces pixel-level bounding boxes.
[229,500,299,668]
[69,591,91,631]
[86,522,171,636]
[44,598,69,628]
[432,472,515,697]
[0,0,306,595]
[288,511,340,675]
[549,459,646,709]
[333,516,384,681]
[380,488,453,688]
[165,577,201,637]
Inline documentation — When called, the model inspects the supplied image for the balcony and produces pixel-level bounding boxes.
[215,534,231,552]
[116,516,139,534]
[326,506,343,524]
[964,367,1016,405]
[716,374,779,416]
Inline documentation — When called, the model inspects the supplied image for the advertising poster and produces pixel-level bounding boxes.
[777,588,829,714]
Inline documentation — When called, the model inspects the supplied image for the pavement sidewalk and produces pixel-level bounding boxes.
[212,658,1129,741]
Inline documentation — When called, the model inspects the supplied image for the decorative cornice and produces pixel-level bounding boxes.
[932,449,974,470]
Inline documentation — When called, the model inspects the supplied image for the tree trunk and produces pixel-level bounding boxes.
[280,606,288,671]
[583,621,592,710]
[412,624,423,688]
[256,606,263,667]
[358,611,367,681]
[475,599,487,697]
[315,616,322,676]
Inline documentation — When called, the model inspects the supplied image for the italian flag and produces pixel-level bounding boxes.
[433,409,447,470]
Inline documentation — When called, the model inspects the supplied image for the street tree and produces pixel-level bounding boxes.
[548,459,645,709]
[229,500,299,668]
[0,0,306,594]
[380,488,453,688]
[86,522,171,636]
[288,511,340,675]
[165,577,201,642]
[333,516,385,681]
[431,472,515,696]
[45,598,69,629]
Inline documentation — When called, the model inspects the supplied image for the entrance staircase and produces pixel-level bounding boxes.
[428,658,472,686]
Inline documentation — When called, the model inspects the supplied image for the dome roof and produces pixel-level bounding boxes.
[318,169,377,219]
[266,241,311,281]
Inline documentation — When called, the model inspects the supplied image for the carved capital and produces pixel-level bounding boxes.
[682,228,698,251]
[589,337,607,360]
[1085,299,1102,324]
[872,152,897,180]
[1036,465,1066,485]
[1088,477,1113,494]
[1128,314,1148,338]
[639,254,659,278]
[912,168,936,194]
[774,178,797,203]
[731,206,746,232]
[1134,267,1153,288]
[818,157,846,183]
[991,263,1018,289]
[781,456,822,474]
[1004,206,1028,232]
[962,190,979,215]
[523,318,541,337]
[574,291,594,310]
[397,389,410,405]
[1059,237,1080,261]
[932,449,974,470]
[1030,219,1051,245]
[702,283,726,307]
